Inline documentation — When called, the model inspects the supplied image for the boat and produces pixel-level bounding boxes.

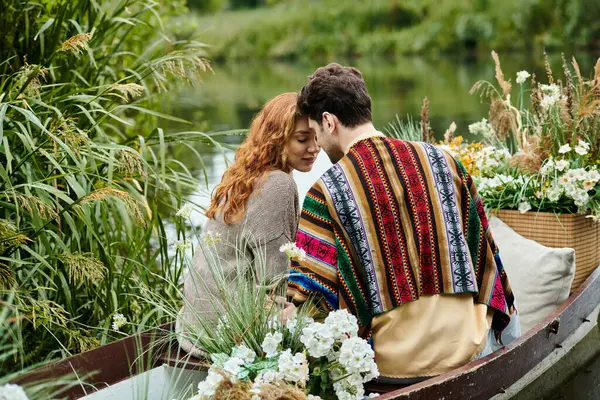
[15,266,600,400]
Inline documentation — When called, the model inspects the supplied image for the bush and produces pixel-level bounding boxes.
[0,0,225,374]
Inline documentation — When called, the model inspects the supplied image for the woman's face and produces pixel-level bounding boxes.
[286,116,320,173]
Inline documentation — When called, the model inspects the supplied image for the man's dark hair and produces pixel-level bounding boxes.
[297,63,372,128]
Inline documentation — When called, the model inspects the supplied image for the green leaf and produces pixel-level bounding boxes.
[211,353,229,368]
[114,105,190,124]
[0,103,8,143]
[34,18,55,41]
[158,128,166,179]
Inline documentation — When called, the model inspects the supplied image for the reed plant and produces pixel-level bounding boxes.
[0,0,228,374]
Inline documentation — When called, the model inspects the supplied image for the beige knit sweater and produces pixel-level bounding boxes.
[177,170,299,357]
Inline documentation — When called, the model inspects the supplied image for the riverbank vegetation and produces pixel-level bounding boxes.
[0,0,228,375]
[190,0,600,61]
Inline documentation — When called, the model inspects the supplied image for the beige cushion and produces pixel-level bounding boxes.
[489,216,576,333]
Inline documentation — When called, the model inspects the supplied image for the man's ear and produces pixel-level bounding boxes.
[322,112,337,135]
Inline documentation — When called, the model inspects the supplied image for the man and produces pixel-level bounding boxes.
[286,63,520,384]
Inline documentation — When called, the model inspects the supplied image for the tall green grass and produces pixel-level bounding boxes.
[0,0,227,374]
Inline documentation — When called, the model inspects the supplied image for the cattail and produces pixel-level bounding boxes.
[492,51,511,97]
[59,33,92,54]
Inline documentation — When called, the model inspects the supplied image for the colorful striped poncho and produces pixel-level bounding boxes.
[287,135,516,339]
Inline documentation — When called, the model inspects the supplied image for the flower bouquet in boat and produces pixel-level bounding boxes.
[189,309,379,400]
[151,238,379,400]
[437,51,600,288]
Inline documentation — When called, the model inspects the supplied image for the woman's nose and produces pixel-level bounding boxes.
[308,139,320,153]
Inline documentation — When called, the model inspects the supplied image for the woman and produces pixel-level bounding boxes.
[178,92,320,356]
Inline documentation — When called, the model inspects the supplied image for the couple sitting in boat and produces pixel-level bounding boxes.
[178,63,521,384]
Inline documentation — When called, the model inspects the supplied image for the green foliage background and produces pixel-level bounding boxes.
[187,0,600,61]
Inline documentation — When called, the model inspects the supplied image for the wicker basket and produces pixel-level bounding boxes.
[491,209,600,291]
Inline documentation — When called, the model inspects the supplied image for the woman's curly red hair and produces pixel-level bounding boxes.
[206,92,300,224]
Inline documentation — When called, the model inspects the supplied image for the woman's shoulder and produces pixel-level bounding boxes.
[257,170,298,193]
[246,170,298,211]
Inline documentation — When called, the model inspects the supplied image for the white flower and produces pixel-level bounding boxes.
[307,396,322,400]
[261,331,283,358]
[279,242,306,262]
[0,384,29,400]
[558,144,572,154]
[231,344,256,364]
[254,370,281,388]
[539,85,563,111]
[516,70,531,84]
[111,313,127,331]
[285,318,298,334]
[540,158,554,176]
[518,201,532,214]
[583,181,596,191]
[587,169,600,182]
[333,373,366,400]
[338,337,377,375]
[277,349,309,384]
[174,239,192,251]
[474,146,511,177]
[468,118,495,137]
[565,168,587,181]
[574,140,590,156]
[197,368,224,398]
[285,316,314,335]
[540,84,561,98]
[200,231,222,246]
[546,185,563,202]
[324,309,359,341]
[223,356,245,377]
[540,95,559,110]
[555,159,569,172]
[363,362,380,383]
[300,322,335,358]
[368,394,381,398]
[175,203,194,218]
